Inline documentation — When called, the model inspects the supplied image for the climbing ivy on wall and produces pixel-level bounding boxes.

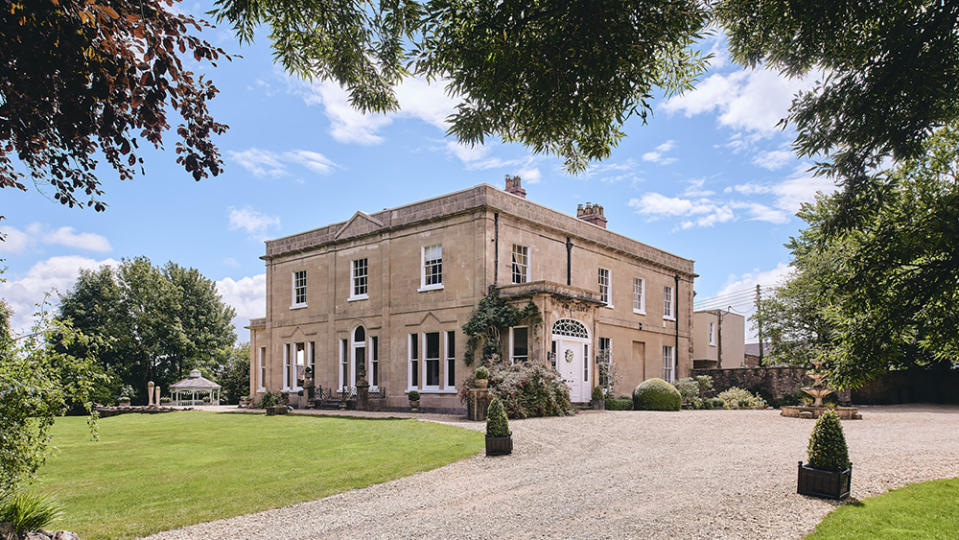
[462,288,541,366]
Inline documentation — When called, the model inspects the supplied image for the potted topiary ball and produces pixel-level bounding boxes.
[632,378,682,411]
[474,366,490,389]
[408,390,421,412]
[591,385,606,410]
[797,409,852,499]
[485,397,512,456]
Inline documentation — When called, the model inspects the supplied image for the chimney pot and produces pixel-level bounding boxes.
[577,200,608,228]
[504,174,527,198]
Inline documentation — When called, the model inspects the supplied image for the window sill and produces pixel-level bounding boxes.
[418,284,444,292]
[406,387,457,394]
[348,294,369,302]
[290,304,307,310]
[256,387,266,393]
[663,316,675,321]
[603,304,614,309]
[633,309,646,315]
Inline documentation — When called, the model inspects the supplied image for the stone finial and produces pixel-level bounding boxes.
[147,381,155,407]
[504,174,527,198]
[577,201,607,228]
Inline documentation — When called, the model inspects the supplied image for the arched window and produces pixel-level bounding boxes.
[353,326,366,343]
[551,319,589,339]
[352,326,367,386]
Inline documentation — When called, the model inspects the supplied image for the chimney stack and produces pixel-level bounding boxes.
[504,174,526,198]
[577,202,607,228]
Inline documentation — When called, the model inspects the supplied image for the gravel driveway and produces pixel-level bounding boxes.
[149,405,959,540]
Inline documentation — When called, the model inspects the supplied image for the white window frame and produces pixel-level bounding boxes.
[598,338,611,389]
[598,267,612,307]
[509,326,529,363]
[369,335,379,390]
[292,342,305,392]
[511,244,530,284]
[291,270,307,309]
[419,244,444,291]
[257,347,266,392]
[407,333,419,391]
[419,332,442,391]
[663,345,675,382]
[350,327,367,389]
[445,330,456,390]
[633,277,646,314]
[349,258,369,301]
[338,338,348,391]
[663,285,675,320]
[708,322,716,346]
[282,344,290,390]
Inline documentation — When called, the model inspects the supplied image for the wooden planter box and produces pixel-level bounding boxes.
[265,405,288,416]
[486,434,513,456]
[797,461,852,500]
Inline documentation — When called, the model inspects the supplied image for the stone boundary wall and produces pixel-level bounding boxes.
[690,367,852,404]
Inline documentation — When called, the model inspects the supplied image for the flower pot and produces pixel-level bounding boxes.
[118,398,131,408]
[591,398,605,410]
[410,400,420,412]
[797,461,852,500]
[474,378,489,389]
[266,405,288,416]
[486,433,513,456]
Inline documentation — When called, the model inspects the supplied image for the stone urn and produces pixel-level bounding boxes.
[117,397,131,408]
[474,378,489,389]
[408,390,421,412]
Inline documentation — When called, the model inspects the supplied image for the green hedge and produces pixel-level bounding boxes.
[632,378,681,411]
[605,397,634,410]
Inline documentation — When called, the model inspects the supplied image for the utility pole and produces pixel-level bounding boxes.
[756,284,764,364]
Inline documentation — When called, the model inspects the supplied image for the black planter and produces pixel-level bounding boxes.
[797,461,852,500]
[485,433,513,456]
[591,399,605,410]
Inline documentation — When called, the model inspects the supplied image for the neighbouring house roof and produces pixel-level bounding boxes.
[170,369,221,390]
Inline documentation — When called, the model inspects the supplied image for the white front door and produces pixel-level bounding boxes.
[555,339,586,402]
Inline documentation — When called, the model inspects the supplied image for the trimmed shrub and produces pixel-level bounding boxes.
[0,492,62,534]
[256,391,282,409]
[716,387,767,409]
[632,378,682,411]
[202,396,211,403]
[591,385,605,401]
[460,362,572,419]
[486,397,510,437]
[605,397,633,410]
[474,365,490,380]
[407,390,420,401]
[704,397,725,409]
[159,396,171,404]
[807,410,850,471]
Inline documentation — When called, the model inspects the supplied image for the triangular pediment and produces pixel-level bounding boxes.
[335,211,384,240]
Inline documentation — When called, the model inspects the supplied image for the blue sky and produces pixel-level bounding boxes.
[0,4,836,342]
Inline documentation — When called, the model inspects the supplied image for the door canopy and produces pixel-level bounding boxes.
[551,319,589,339]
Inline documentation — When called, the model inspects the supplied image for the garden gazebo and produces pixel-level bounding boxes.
[170,369,221,406]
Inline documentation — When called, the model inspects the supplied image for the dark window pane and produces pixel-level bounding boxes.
[426,332,440,359]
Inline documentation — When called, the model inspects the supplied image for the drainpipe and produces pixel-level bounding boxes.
[565,237,573,286]
[494,212,499,286]
[717,309,724,369]
[674,274,680,380]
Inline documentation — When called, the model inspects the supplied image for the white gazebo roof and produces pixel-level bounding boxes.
[170,369,221,391]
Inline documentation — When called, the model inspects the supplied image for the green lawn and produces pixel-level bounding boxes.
[806,477,959,539]
[37,412,483,539]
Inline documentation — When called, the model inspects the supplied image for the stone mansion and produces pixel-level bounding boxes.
[248,177,696,411]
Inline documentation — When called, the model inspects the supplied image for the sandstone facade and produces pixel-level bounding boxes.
[249,180,696,411]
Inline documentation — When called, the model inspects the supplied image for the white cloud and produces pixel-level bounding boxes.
[0,256,119,333]
[772,169,838,213]
[228,207,280,239]
[298,76,459,145]
[228,148,337,178]
[228,148,288,177]
[582,158,643,184]
[730,202,790,224]
[628,193,735,229]
[284,150,337,175]
[698,262,794,341]
[0,225,31,253]
[752,149,794,171]
[682,178,714,197]
[517,166,541,185]
[215,273,266,339]
[664,68,820,133]
[0,223,111,254]
[43,226,112,252]
[446,141,489,163]
[642,140,678,165]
